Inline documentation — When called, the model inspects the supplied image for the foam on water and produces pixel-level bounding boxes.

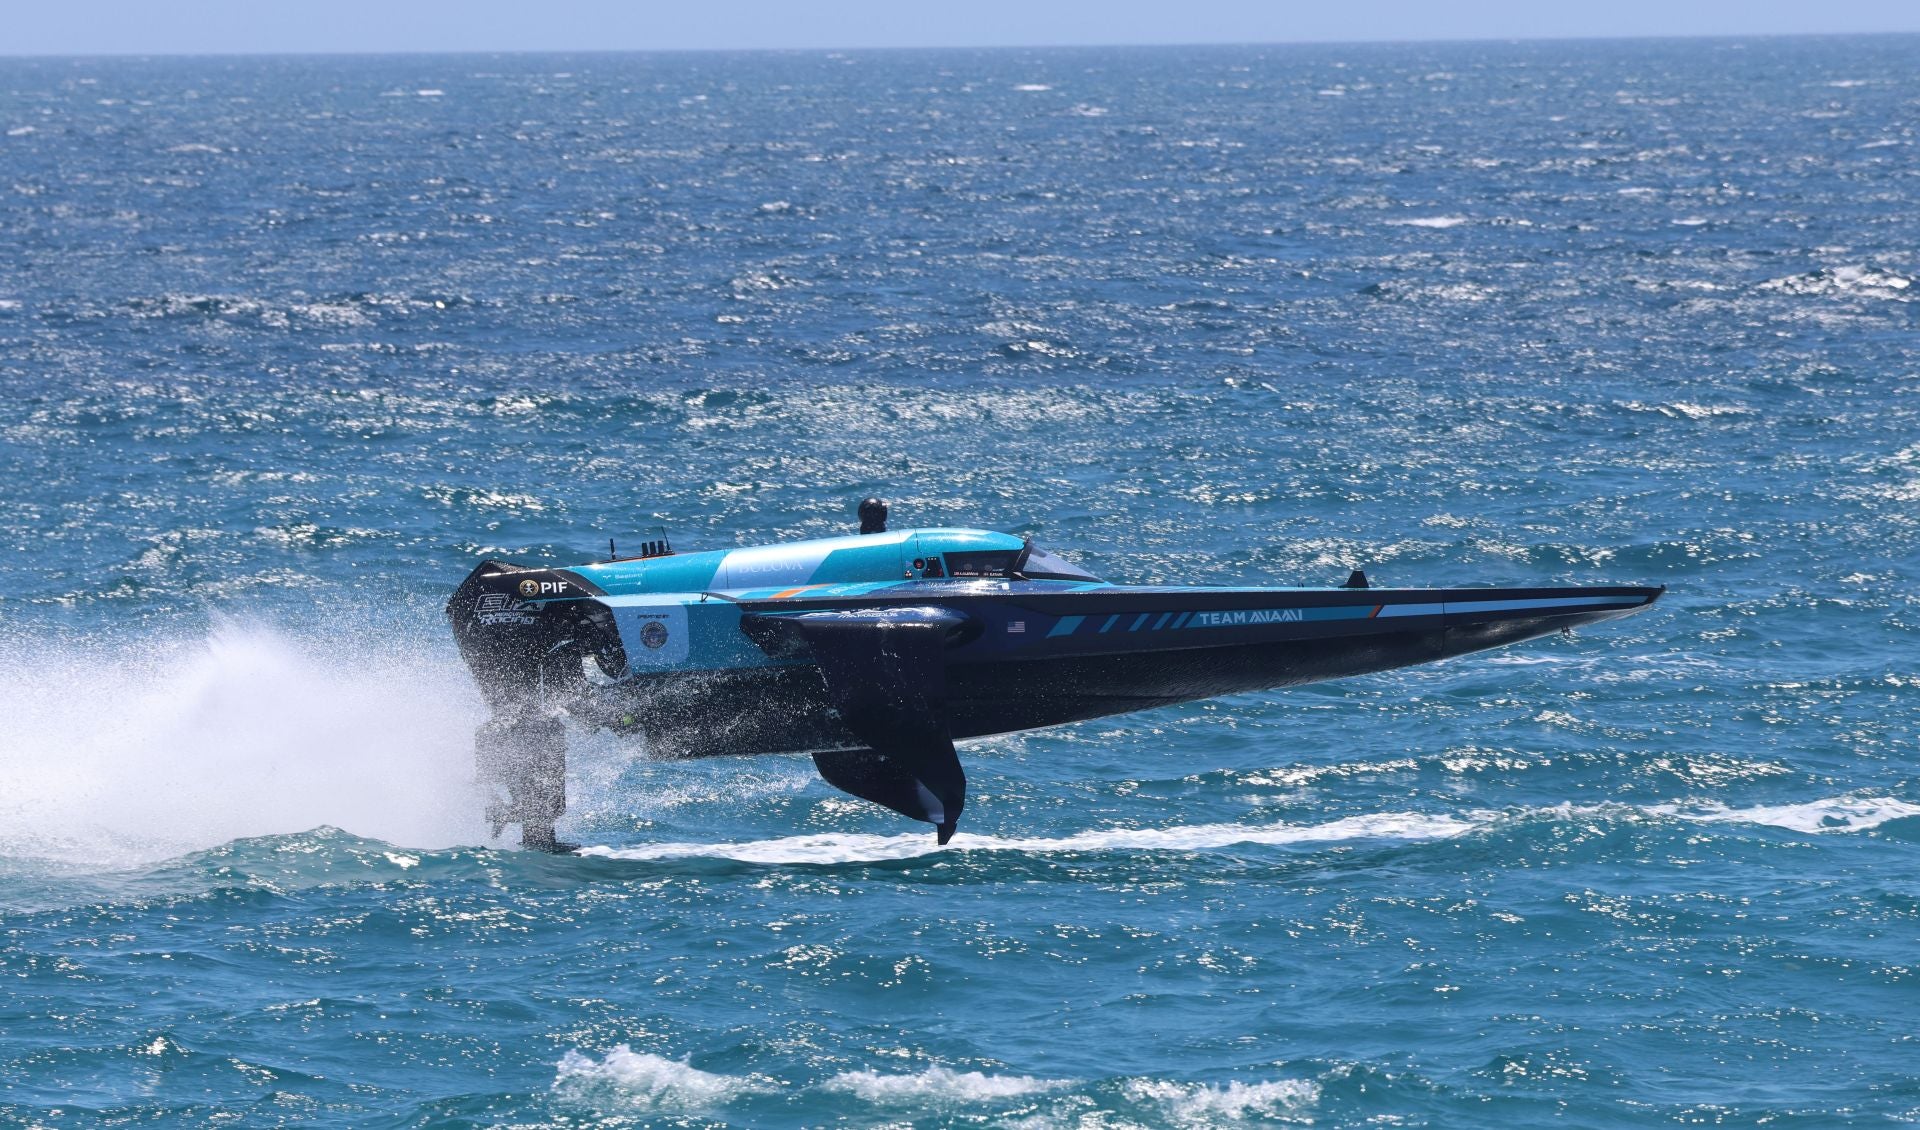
[580,796,1920,866]
[824,1065,1070,1103]
[1649,795,1920,834]
[1123,1076,1322,1125]
[579,811,1478,864]
[553,1046,768,1112]
[1383,215,1471,228]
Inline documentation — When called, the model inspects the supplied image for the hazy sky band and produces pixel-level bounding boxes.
[6,0,1919,57]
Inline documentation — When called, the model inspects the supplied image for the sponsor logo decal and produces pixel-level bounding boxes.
[613,606,688,664]
[1191,608,1304,627]
[475,592,538,626]
[517,578,570,597]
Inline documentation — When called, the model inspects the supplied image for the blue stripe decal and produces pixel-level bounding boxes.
[1442,596,1637,615]
[1172,596,1639,629]
[1374,603,1445,618]
[1039,597,1639,641]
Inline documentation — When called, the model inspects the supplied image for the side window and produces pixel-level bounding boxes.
[945,550,1017,577]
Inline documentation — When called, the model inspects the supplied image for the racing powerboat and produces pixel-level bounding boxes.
[447,501,1662,851]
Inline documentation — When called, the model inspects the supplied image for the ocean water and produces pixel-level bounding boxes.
[2,36,1918,1126]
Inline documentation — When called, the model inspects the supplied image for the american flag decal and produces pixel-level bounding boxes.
[1007,620,1026,633]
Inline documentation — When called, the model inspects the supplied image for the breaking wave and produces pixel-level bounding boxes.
[1647,795,1920,834]
[1123,1076,1322,1124]
[1383,214,1471,228]
[553,1046,770,1112]
[552,1052,1315,1123]
[824,1066,1069,1103]
[1756,264,1912,299]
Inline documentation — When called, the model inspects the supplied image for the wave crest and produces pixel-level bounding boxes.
[825,1065,1068,1103]
[553,1046,768,1112]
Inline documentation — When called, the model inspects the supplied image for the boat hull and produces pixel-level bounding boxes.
[563,583,1662,759]
[446,540,1664,847]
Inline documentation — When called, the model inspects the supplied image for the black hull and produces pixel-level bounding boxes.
[449,553,1662,846]
[586,595,1656,760]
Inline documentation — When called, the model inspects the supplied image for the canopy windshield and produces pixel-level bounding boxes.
[1017,544,1102,582]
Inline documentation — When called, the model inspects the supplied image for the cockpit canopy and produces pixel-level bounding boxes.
[572,527,1102,597]
[943,543,1101,582]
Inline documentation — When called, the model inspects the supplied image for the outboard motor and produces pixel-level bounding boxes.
[445,561,623,852]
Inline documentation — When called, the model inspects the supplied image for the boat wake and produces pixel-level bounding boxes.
[4,621,1915,877]
[579,795,1920,866]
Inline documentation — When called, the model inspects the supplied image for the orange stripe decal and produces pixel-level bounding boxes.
[1369,604,1384,618]
[772,585,821,599]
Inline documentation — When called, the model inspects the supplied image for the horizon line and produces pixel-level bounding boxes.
[3,27,1917,62]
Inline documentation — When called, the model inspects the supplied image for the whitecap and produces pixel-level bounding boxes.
[1758,265,1911,298]
[553,1046,765,1112]
[1668,401,1754,420]
[825,1065,1068,1103]
[1124,1076,1321,1124]
[1383,215,1469,228]
[1012,83,1052,92]
[1618,400,1756,420]
[1651,796,1920,835]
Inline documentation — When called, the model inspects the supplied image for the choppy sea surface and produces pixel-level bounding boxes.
[2,37,1918,1127]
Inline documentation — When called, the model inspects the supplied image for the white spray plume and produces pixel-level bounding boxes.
[0,618,490,869]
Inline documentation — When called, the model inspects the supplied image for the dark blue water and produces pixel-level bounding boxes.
[3,37,1919,1126]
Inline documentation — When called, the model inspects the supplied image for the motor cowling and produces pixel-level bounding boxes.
[445,561,624,718]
